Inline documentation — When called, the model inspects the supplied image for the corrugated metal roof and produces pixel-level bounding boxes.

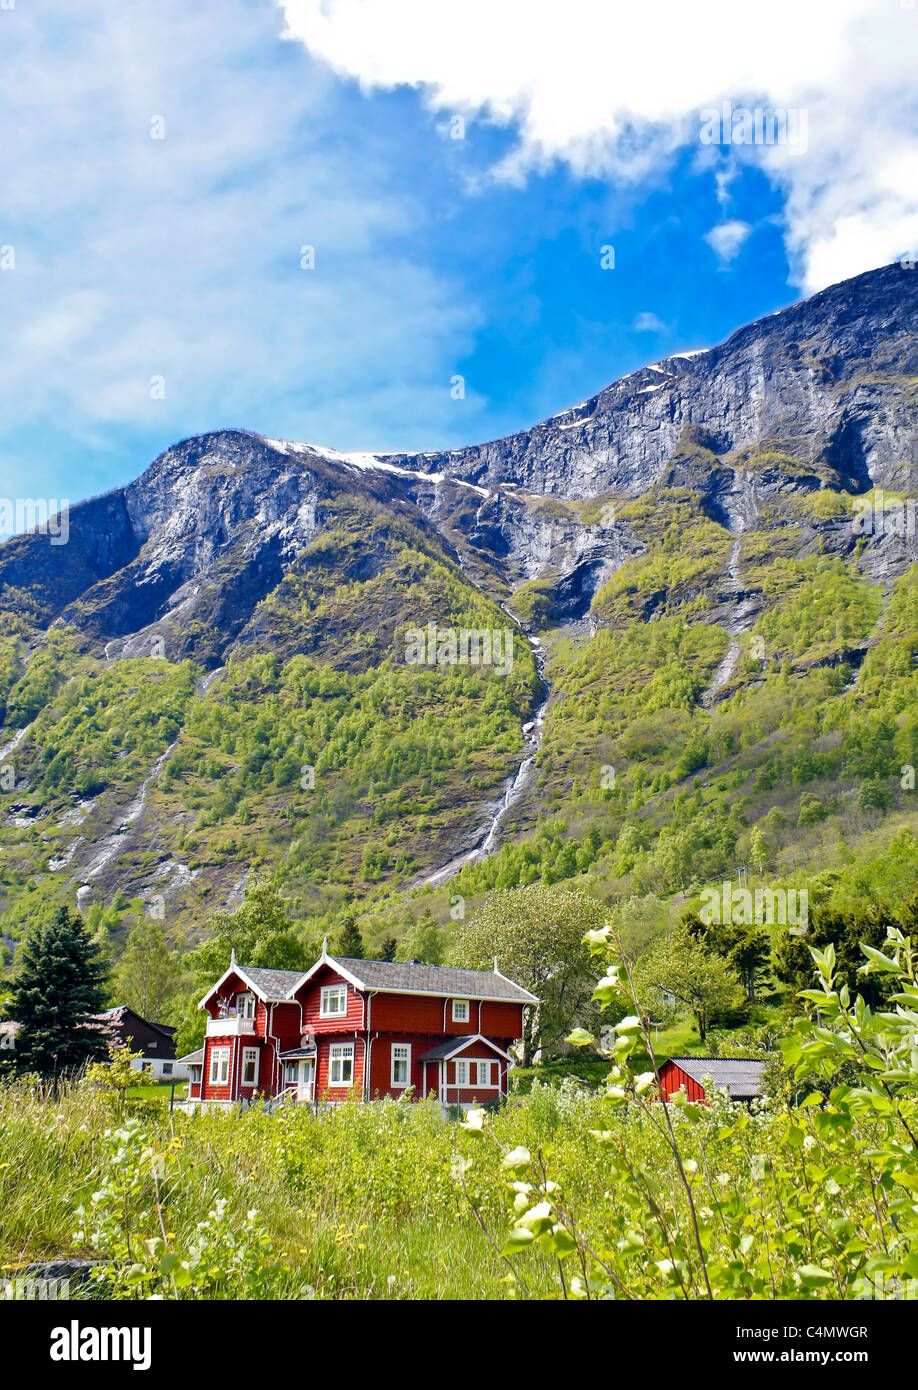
[668,1056,767,1098]
[330,957,538,1003]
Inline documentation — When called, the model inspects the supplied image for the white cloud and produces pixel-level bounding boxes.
[278,0,918,292]
[705,220,752,267]
[632,312,668,334]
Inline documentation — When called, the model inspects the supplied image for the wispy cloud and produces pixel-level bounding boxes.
[0,0,482,496]
[632,312,668,334]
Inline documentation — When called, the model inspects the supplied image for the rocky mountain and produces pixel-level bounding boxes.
[0,262,916,949]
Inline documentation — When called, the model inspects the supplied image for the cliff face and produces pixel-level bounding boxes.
[0,262,916,932]
[387,262,918,500]
[2,263,915,665]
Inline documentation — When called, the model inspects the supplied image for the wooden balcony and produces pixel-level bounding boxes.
[205,1015,256,1037]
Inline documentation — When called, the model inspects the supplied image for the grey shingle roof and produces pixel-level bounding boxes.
[96,1006,175,1038]
[329,956,538,1004]
[419,1035,511,1062]
[240,965,309,1001]
[177,1048,204,1066]
[668,1056,767,1098]
[419,1035,480,1062]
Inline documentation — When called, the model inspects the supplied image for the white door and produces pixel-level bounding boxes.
[297,1059,314,1101]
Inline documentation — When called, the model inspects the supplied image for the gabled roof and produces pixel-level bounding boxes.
[96,1006,176,1039]
[198,960,306,1009]
[289,951,538,1004]
[666,1056,767,1098]
[177,1048,204,1067]
[238,965,306,1000]
[419,1034,512,1063]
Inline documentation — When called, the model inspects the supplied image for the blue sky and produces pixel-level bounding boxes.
[1,0,916,509]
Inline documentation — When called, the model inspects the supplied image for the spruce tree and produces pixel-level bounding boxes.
[5,906,109,1076]
[338,917,364,959]
[380,936,397,962]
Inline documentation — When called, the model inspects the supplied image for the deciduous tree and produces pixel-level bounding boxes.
[115,919,183,1023]
[451,884,604,1063]
[634,923,745,1043]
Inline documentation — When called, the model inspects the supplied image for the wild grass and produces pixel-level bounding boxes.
[0,1079,594,1299]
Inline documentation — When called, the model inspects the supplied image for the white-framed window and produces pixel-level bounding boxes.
[283,1060,298,1086]
[162,1063,173,1076]
[455,1059,469,1085]
[451,999,469,1023]
[328,1043,354,1086]
[320,984,348,1018]
[391,1043,411,1088]
[236,991,256,1018]
[241,1047,259,1086]
[209,1046,230,1086]
[476,1061,493,1086]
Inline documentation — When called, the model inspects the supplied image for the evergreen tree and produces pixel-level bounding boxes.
[379,936,397,962]
[774,904,891,1009]
[5,906,109,1077]
[338,917,364,958]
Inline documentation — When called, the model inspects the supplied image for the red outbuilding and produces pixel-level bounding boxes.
[182,941,537,1110]
[657,1055,767,1104]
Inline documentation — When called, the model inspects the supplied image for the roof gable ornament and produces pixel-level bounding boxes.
[230,947,237,969]
[321,936,328,959]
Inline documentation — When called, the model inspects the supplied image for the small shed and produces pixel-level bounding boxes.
[658,1056,767,1104]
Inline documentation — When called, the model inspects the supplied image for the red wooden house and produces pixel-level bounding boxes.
[181,942,537,1109]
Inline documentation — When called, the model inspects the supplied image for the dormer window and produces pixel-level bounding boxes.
[236,992,255,1018]
[320,984,348,1018]
[451,999,469,1023]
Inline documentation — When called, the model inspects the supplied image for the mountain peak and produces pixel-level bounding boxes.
[1,262,915,665]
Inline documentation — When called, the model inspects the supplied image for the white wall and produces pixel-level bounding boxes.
[129,1057,189,1081]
